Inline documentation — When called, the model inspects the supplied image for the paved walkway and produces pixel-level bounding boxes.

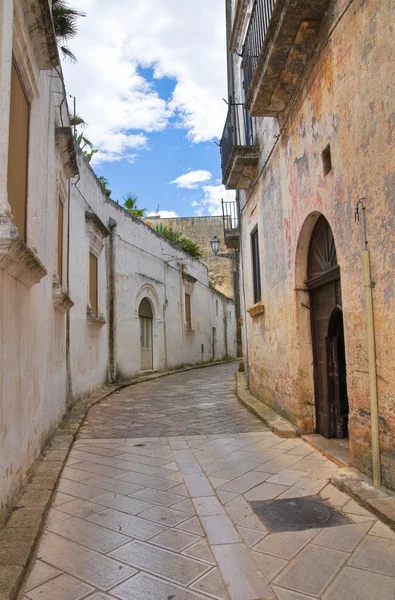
[22,364,395,600]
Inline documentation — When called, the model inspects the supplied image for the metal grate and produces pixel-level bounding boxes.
[250,496,353,532]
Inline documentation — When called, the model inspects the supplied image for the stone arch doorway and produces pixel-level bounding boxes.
[139,298,153,371]
[306,216,349,438]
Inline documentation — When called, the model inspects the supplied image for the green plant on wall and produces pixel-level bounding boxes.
[123,194,147,218]
[52,0,85,62]
[154,223,203,258]
[97,176,112,197]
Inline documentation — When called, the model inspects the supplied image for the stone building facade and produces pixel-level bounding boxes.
[222,0,395,488]
[0,0,236,510]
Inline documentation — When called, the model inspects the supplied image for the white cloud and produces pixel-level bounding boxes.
[191,200,200,207]
[147,210,178,218]
[170,170,212,189]
[62,0,228,163]
[200,185,236,216]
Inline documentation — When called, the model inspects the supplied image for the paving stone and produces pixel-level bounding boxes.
[274,545,348,597]
[237,526,267,547]
[130,487,184,507]
[53,492,75,506]
[348,535,395,576]
[272,588,318,600]
[218,471,271,494]
[25,560,62,591]
[200,515,241,544]
[25,573,94,600]
[254,530,320,560]
[212,543,276,600]
[57,499,104,519]
[110,540,210,585]
[193,496,225,516]
[210,461,260,481]
[37,531,136,590]
[176,516,205,536]
[110,572,208,600]
[139,505,191,526]
[57,480,104,501]
[112,460,175,478]
[319,483,350,507]
[150,528,200,552]
[322,566,395,600]
[70,461,127,478]
[89,492,153,515]
[244,481,288,501]
[226,506,250,523]
[237,513,268,531]
[62,466,94,482]
[80,475,142,496]
[114,471,177,491]
[82,594,114,600]
[87,508,164,539]
[70,452,123,467]
[183,539,215,564]
[368,520,395,540]
[267,470,308,486]
[217,490,238,504]
[190,568,228,600]
[342,499,374,516]
[46,508,72,526]
[183,473,216,497]
[254,454,301,474]
[48,516,130,552]
[172,498,196,514]
[312,521,373,552]
[276,478,327,499]
[252,552,288,582]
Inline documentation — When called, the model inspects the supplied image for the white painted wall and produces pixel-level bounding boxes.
[0,0,236,510]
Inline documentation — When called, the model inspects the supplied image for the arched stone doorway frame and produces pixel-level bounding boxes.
[294,211,324,433]
[135,284,162,372]
[294,212,349,438]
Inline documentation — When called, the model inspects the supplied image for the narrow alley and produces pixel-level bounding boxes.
[21,364,395,600]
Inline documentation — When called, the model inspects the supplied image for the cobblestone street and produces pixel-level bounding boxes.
[22,364,395,600]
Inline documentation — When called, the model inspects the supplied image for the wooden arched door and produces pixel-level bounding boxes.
[306,217,349,438]
[139,298,153,371]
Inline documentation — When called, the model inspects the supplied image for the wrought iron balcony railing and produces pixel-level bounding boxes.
[242,0,276,99]
[220,103,259,190]
[222,199,240,250]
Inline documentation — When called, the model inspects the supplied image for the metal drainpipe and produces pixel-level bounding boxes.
[107,217,117,383]
[356,200,381,487]
[179,263,185,366]
[66,179,72,405]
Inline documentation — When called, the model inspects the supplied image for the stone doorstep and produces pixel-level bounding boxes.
[235,372,298,439]
[0,359,237,600]
[332,467,395,532]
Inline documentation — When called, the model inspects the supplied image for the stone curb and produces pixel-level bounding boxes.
[235,371,299,438]
[331,467,395,532]
[0,358,237,600]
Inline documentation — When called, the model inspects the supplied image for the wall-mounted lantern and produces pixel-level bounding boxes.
[210,236,220,255]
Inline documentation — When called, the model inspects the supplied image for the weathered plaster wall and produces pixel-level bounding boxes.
[238,0,395,487]
[0,1,69,508]
[146,216,236,299]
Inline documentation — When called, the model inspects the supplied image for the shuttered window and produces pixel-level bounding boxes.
[89,252,98,316]
[7,60,29,240]
[57,198,64,284]
[185,293,192,329]
[251,226,261,304]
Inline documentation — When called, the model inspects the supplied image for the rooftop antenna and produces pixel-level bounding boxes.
[156,204,160,217]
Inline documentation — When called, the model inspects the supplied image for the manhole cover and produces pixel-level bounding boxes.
[250,496,352,532]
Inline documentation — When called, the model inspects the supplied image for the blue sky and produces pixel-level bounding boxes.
[63,0,235,218]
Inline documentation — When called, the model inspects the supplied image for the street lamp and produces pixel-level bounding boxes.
[210,236,220,255]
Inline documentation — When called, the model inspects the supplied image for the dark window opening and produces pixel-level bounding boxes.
[185,293,191,329]
[251,226,261,304]
[322,145,332,176]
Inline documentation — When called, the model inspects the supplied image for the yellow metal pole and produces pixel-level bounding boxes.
[362,250,381,487]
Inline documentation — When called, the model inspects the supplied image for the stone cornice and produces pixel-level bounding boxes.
[85,211,110,256]
[0,216,47,288]
[53,275,74,313]
[56,128,79,179]
[24,0,59,69]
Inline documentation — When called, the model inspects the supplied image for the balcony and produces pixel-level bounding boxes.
[220,104,259,190]
[222,200,240,250]
[242,0,329,117]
